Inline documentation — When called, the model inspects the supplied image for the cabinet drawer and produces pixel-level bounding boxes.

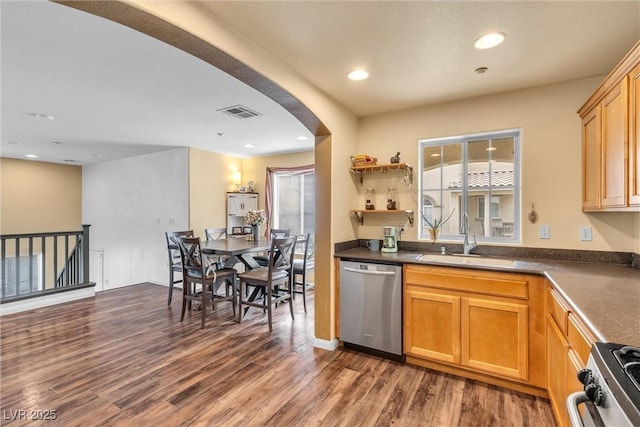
[568,314,596,366]
[547,288,569,335]
[405,265,528,300]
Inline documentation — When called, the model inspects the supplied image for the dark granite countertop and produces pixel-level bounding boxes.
[335,248,640,347]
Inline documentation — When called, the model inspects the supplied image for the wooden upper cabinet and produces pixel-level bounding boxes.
[601,80,628,207]
[582,106,601,210]
[579,40,640,211]
[629,62,640,206]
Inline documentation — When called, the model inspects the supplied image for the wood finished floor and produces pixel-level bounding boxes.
[0,283,556,427]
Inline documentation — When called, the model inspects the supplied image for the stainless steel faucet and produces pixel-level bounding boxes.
[461,212,478,255]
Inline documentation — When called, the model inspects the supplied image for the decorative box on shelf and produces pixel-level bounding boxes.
[350,155,378,167]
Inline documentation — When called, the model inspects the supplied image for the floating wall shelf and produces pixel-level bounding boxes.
[350,162,413,187]
[350,209,414,225]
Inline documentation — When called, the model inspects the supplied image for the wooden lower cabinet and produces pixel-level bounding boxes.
[547,313,570,427]
[404,289,460,363]
[462,297,528,381]
[545,285,596,427]
[403,264,546,394]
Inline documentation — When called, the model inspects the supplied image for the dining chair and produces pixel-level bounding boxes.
[204,227,227,241]
[165,230,194,305]
[254,228,291,267]
[204,227,229,268]
[238,235,297,332]
[176,236,238,329]
[205,227,233,296]
[292,234,315,313]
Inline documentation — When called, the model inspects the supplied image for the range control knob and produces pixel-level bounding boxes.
[577,368,593,385]
[584,383,604,406]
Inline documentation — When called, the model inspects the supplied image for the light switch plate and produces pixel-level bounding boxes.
[539,224,550,239]
[580,226,592,241]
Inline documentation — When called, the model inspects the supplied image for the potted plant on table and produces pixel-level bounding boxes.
[420,208,455,243]
[245,209,266,241]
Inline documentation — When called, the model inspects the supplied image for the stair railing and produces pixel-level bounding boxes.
[1,225,91,303]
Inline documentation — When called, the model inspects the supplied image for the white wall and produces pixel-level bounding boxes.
[82,148,189,290]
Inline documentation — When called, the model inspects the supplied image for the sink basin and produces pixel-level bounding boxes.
[417,254,516,268]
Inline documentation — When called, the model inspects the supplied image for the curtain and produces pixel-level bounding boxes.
[264,164,315,236]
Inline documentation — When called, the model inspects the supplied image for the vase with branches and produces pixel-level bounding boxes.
[420,208,455,242]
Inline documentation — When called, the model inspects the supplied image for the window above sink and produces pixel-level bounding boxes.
[418,129,521,244]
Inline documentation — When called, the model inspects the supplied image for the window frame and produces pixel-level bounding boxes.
[417,128,521,243]
[271,170,315,236]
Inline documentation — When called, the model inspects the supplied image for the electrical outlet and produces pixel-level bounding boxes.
[539,224,550,239]
[580,226,592,241]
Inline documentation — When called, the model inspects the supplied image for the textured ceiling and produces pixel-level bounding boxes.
[201,1,640,116]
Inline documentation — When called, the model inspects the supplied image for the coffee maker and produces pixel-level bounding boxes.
[381,226,399,253]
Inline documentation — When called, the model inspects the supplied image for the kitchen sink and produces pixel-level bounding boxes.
[417,254,516,268]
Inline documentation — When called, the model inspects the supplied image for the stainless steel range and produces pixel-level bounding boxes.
[567,342,640,427]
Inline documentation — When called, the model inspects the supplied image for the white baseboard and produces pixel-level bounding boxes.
[0,287,95,316]
[313,337,339,351]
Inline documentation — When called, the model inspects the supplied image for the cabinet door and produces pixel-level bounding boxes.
[461,297,528,380]
[243,194,258,211]
[228,194,244,216]
[582,106,601,210]
[601,79,629,207]
[404,289,460,363]
[566,349,590,425]
[629,63,640,205]
[547,315,569,427]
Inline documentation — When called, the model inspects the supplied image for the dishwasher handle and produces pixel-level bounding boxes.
[343,266,397,276]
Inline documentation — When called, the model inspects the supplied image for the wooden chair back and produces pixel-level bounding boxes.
[205,228,227,241]
[165,230,194,268]
[176,236,206,278]
[268,235,297,278]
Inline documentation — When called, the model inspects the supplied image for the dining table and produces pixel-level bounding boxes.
[201,237,272,270]
[201,237,275,320]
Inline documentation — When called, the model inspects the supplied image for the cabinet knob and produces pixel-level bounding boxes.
[577,368,593,385]
[584,383,604,406]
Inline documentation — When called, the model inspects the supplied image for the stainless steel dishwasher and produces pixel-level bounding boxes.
[339,260,403,361]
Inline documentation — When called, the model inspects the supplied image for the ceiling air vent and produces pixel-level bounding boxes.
[218,105,261,119]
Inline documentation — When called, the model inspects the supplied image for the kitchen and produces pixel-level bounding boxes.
[2,1,640,426]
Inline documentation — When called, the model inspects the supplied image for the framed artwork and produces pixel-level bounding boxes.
[232,226,243,235]
[243,226,253,234]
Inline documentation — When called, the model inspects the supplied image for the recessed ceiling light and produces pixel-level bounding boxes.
[8,141,21,145]
[25,154,39,159]
[474,32,506,49]
[51,141,63,145]
[29,112,55,120]
[297,136,309,141]
[348,69,369,81]
[91,153,102,157]
[475,67,488,74]
[244,144,255,148]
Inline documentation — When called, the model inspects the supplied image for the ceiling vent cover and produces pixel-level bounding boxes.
[218,105,261,119]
